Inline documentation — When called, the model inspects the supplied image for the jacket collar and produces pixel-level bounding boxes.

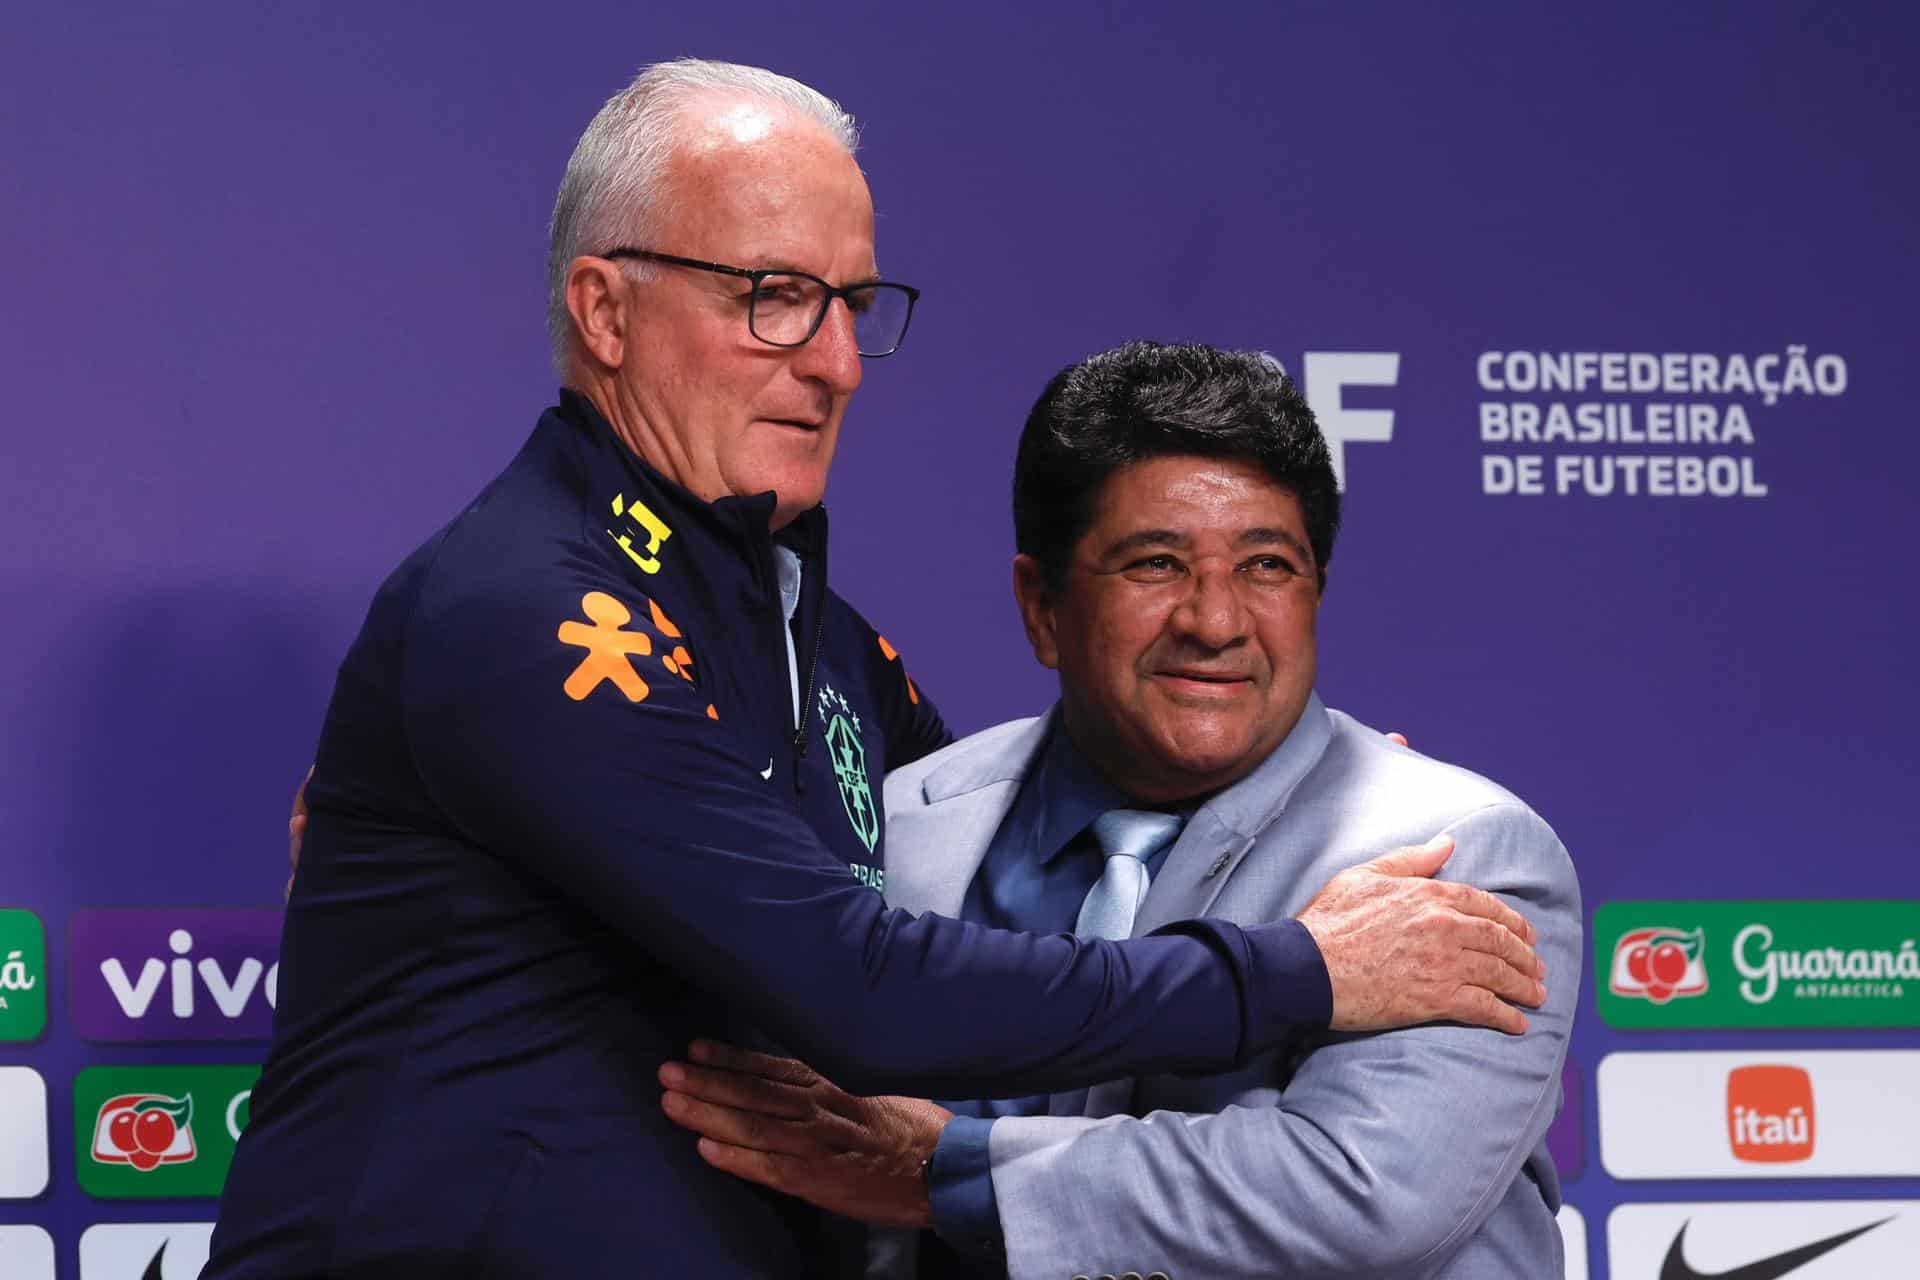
[549,388,829,594]
[919,711,1057,804]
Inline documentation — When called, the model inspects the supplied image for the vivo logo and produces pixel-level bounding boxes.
[100,928,278,1020]
[72,910,283,1042]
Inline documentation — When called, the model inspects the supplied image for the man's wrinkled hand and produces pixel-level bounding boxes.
[657,1041,951,1228]
[285,766,313,902]
[1297,834,1546,1035]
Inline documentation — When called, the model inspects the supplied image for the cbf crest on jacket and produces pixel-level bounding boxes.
[206,392,1330,1279]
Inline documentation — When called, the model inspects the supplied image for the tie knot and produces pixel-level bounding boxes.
[1090,809,1185,865]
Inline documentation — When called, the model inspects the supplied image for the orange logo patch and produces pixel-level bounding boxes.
[649,600,696,682]
[877,634,920,705]
[558,592,654,703]
[1726,1064,1814,1163]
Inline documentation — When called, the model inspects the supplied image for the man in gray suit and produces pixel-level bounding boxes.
[660,341,1581,1278]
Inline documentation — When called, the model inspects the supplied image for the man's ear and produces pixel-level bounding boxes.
[1011,554,1060,670]
[565,256,630,370]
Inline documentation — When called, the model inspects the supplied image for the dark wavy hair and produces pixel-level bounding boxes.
[1013,341,1341,593]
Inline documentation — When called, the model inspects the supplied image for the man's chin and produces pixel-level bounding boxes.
[740,468,829,527]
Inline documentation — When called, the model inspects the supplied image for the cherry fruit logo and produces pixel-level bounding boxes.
[90,1092,196,1171]
[1609,926,1708,1004]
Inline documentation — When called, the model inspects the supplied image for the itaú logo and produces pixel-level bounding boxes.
[1727,1065,1815,1163]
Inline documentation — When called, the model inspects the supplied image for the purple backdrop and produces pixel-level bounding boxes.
[5,3,1917,1275]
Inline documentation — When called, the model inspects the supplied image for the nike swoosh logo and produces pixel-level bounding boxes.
[760,758,774,780]
[1660,1216,1894,1280]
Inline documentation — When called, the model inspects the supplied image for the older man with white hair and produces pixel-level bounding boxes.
[207,61,1546,1278]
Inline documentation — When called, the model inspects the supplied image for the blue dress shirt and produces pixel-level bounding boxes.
[926,716,1184,1265]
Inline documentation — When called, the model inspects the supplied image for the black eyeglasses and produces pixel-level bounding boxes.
[601,248,919,358]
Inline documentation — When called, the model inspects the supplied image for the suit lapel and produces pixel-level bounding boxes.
[1083,697,1333,1120]
[882,715,1052,917]
[1128,809,1257,937]
[884,786,1015,916]
[1131,695,1333,937]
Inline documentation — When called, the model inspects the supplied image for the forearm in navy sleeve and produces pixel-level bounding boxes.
[403,576,1331,1096]
[927,1115,1005,1266]
[1157,916,1331,1059]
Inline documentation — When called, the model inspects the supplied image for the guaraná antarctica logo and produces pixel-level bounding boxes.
[0,908,48,1041]
[74,1065,258,1198]
[1595,901,1920,1028]
[92,1092,198,1172]
[1607,925,1708,1005]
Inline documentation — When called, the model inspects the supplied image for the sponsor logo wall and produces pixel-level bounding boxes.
[1,909,271,1277]
[1582,907,1920,1276]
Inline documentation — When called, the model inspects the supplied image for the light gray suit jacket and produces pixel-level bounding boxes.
[876,694,1581,1280]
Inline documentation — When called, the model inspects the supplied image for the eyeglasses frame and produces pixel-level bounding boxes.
[598,247,919,358]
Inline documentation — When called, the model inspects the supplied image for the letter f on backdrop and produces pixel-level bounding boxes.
[1304,352,1400,490]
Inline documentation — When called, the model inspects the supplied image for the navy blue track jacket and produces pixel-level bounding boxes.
[205,392,1330,1278]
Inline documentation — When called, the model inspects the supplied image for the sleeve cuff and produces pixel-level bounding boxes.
[926,1114,1007,1262]
[1249,916,1333,1033]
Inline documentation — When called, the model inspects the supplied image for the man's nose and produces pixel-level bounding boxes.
[1170,568,1251,649]
[792,297,863,394]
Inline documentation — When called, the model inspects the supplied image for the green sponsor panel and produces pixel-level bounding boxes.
[73,1064,259,1198]
[1595,900,1920,1029]
[0,909,47,1041]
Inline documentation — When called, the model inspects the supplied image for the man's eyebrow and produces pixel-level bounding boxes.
[1099,529,1189,558]
[1236,527,1313,557]
[742,258,883,285]
[1097,527,1314,560]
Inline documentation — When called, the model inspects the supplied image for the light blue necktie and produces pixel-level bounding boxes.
[1075,810,1185,940]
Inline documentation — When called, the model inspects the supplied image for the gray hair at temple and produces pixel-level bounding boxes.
[545,58,861,375]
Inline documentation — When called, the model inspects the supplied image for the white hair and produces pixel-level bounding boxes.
[546,58,860,375]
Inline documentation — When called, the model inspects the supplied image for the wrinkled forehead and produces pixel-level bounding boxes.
[1089,454,1308,538]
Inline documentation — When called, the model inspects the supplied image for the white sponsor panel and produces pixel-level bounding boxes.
[1557,1204,1588,1280]
[1598,1050,1920,1178]
[0,1225,56,1279]
[0,1066,49,1197]
[1607,1201,1920,1279]
[79,1222,215,1278]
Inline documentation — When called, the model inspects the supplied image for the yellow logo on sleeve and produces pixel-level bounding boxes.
[607,494,672,575]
